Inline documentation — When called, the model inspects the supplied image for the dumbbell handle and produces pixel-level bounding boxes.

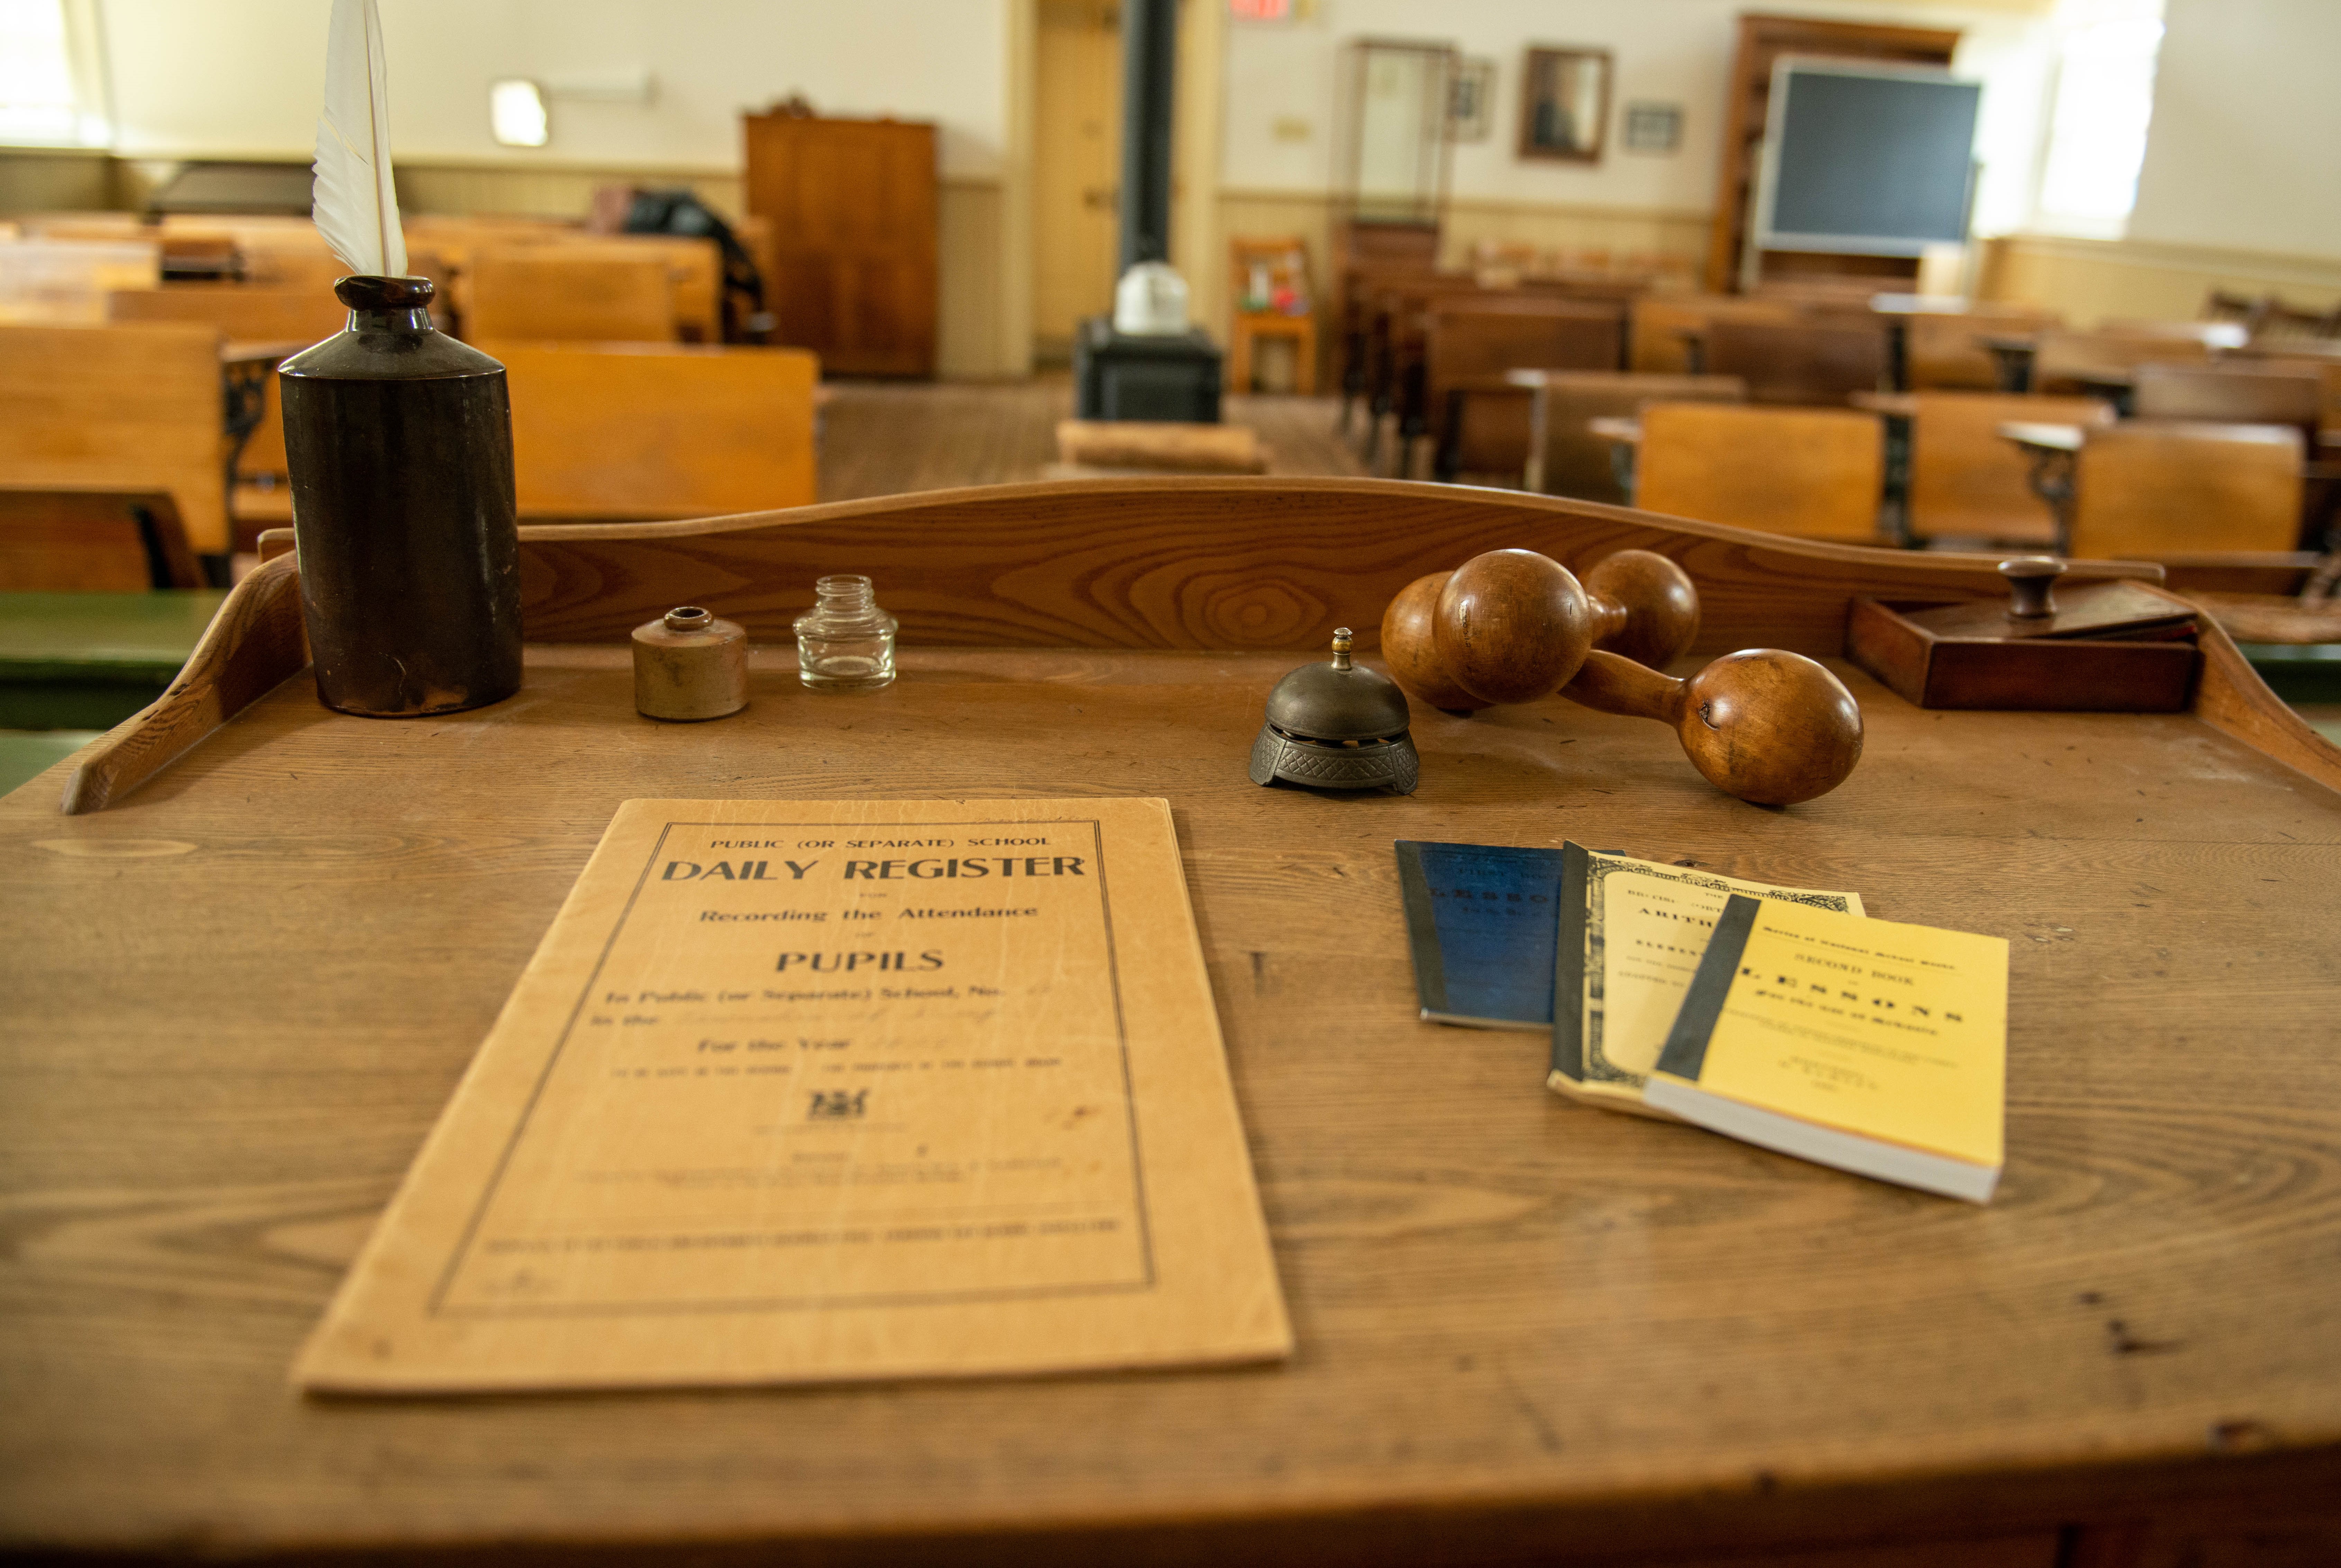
[1562,647,1684,722]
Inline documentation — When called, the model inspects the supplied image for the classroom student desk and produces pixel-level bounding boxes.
[4,480,2339,1567]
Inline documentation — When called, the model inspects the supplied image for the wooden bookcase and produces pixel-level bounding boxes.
[1701,14,1961,296]
[742,113,938,377]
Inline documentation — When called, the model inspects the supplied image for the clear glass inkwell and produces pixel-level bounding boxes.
[793,575,897,691]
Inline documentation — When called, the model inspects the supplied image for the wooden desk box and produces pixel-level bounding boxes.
[1846,596,2199,712]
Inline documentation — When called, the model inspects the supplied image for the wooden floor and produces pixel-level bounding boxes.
[817,377,1367,502]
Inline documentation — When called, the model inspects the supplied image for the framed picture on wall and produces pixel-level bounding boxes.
[1518,46,1612,163]
[1622,101,1683,153]
[1448,58,1496,142]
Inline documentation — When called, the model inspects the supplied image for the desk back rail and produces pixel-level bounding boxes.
[59,477,2341,813]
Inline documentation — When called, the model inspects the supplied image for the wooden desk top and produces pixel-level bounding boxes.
[7,479,2340,1564]
[1850,391,1920,418]
[1587,415,1640,447]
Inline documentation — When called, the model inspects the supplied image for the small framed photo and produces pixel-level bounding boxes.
[1622,101,1683,154]
[1518,46,1612,163]
[1448,58,1496,143]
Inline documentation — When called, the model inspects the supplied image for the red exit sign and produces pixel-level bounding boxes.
[1229,0,1292,20]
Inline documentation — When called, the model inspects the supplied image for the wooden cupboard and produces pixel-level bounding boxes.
[742,113,938,378]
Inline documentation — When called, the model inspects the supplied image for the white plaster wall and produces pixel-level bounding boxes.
[98,0,1011,178]
[2127,0,2341,259]
[1223,0,2058,234]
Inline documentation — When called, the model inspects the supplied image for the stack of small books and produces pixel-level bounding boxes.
[1397,841,2009,1202]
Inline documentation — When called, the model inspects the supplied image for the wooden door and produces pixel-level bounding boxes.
[1032,0,1122,363]
[744,116,938,377]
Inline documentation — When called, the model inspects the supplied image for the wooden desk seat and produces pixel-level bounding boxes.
[1701,318,1889,406]
[531,234,724,343]
[1902,306,2061,390]
[0,321,228,554]
[1520,371,1747,503]
[2071,421,2305,558]
[1906,393,2115,545]
[1627,293,1798,375]
[1636,401,1885,542]
[2131,363,2324,439]
[13,479,2341,1568]
[106,284,343,347]
[462,250,678,344]
[2030,330,2211,395]
[475,339,819,519]
[1427,299,1626,480]
[0,484,200,592]
[0,237,162,325]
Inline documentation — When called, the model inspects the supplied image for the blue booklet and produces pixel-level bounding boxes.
[1393,840,1566,1030]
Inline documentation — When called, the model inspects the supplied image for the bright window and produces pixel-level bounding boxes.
[2032,0,2164,236]
[0,0,105,147]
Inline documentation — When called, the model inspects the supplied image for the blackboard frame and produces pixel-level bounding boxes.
[1751,56,1981,260]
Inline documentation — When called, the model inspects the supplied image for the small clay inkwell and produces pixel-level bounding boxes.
[1249,628,1419,795]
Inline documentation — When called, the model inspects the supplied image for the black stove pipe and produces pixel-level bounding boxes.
[1117,0,1178,277]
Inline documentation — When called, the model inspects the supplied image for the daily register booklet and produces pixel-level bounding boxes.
[296,798,1292,1393]
[1647,896,2010,1202]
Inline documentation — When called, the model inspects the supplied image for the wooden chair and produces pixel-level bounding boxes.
[1529,372,1747,504]
[1904,307,2061,390]
[0,322,228,555]
[1426,300,1626,480]
[2069,422,2305,558]
[2131,364,2323,442]
[1635,402,1884,542]
[473,341,818,517]
[1626,294,1797,374]
[0,239,162,325]
[1700,318,1887,405]
[107,287,342,506]
[463,251,677,344]
[107,285,343,345]
[546,235,724,343]
[1228,236,1316,396]
[2031,330,2211,395]
[1906,393,2114,545]
[0,485,201,591]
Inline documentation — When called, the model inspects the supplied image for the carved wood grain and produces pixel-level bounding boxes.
[56,551,308,814]
[511,477,2160,655]
[2188,612,2341,793]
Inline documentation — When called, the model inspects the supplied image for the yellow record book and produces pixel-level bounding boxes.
[1646,896,2009,1202]
[1549,845,1863,1116]
[296,798,1291,1393]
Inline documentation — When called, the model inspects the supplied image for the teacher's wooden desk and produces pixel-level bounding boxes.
[5,479,2339,1567]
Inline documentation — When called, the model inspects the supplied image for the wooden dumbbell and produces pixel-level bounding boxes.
[1379,548,1862,806]
[1382,547,1700,711]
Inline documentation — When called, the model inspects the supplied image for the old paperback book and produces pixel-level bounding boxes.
[1648,896,2009,1202]
[1551,845,1864,1116]
[1394,840,1566,1030]
[296,798,1291,1393]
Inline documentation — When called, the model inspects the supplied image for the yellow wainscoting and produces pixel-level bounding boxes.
[1978,233,2341,327]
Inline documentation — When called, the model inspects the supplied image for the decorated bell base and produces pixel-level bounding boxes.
[1249,628,1419,795]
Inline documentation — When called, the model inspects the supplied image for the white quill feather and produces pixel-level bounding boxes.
[312,0,408,278]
